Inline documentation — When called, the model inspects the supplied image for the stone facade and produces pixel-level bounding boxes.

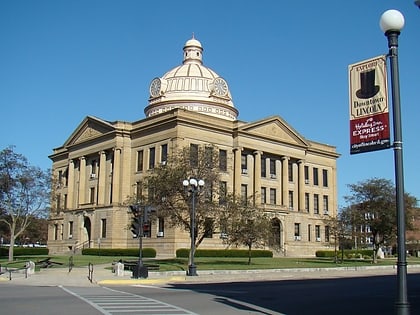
[47,37,339,257]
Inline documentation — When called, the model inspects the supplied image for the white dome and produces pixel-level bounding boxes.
[145,37,238,121]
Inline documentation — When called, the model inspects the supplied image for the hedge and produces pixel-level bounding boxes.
[316,249,374,258]
[0,247,49,257]
[176,248,273,258]
[81,247,156,258]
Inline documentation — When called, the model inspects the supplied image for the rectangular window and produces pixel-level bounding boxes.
[288,162,293,182]
[241,154,247,174]
[269,159,276,177]
[323,195,329,214]
[325,225,330,242]
[205,146,213,168]
[270,188,276,205]
[315,225,321,241]
[161,144,168,164]
[219,149,227,171]
[322,169,328,187]
[137,150,144,172]
[241,184,248,205]
[56,194,61,210]
[69,221,73,239]
[190,144,198,167]
[313,167,319,186]
[308,224,311,242]
[149,147,155,169]
[261,187,266,204]
[204,218,213,238]
[288,191,294,210]
[305,193,310,212]
[304,166,309,184]
[64,194,68,210]
[136,181,142,201]
[101,219,107,238]
[58,170,63,186]
[294,223,301,240]
[90,187,95,204]
[219,181,227,205]
[314,194,319,214]
[91,160,97,175]
[54,224,59,240]
[158,217,164,237]
[261,158,266,177]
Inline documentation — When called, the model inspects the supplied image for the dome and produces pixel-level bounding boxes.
[145,37,238,121]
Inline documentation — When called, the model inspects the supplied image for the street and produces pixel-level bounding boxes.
[1,273,419,314]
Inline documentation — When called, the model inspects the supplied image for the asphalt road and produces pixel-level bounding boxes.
[1,273,420,314]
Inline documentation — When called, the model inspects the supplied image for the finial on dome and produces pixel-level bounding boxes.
[183,35,203,65]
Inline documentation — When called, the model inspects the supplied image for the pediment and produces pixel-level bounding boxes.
[64,116,115,146]
[239,116,308,147]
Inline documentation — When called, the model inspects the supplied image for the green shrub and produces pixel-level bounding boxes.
[0,247,49,257]
[316,249,373,258]
[81,247,156,258]
[176,248,273,258]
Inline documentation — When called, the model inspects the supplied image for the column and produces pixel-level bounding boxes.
[281,156,289,207]
[298,160,305,211]
[67,160,75,209]
[97,151,107,205]
[79,157,86,205]
[112,148,121,203]
[275,159,282,204]
[253,151,262,205]
[233,147,242,196]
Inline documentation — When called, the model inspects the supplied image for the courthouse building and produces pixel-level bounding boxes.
[48,37,339,257]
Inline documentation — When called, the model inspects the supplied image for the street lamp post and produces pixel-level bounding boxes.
[380,9,408,315]
[183,178,205,276]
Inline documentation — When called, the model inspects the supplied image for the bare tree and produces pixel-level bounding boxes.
[220,194,272,264]
[0,146,51,261]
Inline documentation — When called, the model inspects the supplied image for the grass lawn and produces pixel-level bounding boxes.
[2,255,419,272]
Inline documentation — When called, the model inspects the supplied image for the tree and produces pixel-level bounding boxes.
[220,194,272,264]
[343,177,417,263]
[0,146,51,261]
[144,145,220,266]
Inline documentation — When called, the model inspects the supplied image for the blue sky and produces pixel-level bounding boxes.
[1,1,419,207]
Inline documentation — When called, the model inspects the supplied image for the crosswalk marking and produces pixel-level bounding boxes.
[60,286,198,315]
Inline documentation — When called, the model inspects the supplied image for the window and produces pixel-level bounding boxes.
[315,225,321,241]
[158,217,164,237]
[64,194,68,210]
[149,147,155,169]
[314,194,319,214]
[313,167,319,186]
[54,224,59,240]
[261,158,266,177]
[137,150,144,172]
[270,188,276,205]
[58,170,63,186]
[190,144,198,167]
[322,169,328,187]
[305,193,310,212]
[304,166,309,184]
[136,181,142,201]
[323,195,329,214]
[219,149,227,171]
[261,187,266,204]
[91,159,97,175]
[90,187,96,204]
[269,159,276,177]
[161,144,168,164]
[56,194,61,210]
[219,181,227,205]
[241,184,248,205]
[204,218,214,238]
[308,224,311,242]
[205,146,213,168]
[69,221,73,239]
[241,154,247,173]
[101,219,107,238]
[288,162,293,182]
[325,226,330,242]
[294,223,301,240]
[288,191,294,210]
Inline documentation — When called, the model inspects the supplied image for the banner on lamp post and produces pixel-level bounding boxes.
[349,55,390,154]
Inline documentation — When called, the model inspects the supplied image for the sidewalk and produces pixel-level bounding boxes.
[1,263,420,287]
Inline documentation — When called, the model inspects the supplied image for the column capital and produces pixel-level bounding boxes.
[253,150,263,156]
[297,159,305,164]
[281,156,290,161]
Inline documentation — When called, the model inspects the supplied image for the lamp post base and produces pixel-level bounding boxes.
[187,264,198,276]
